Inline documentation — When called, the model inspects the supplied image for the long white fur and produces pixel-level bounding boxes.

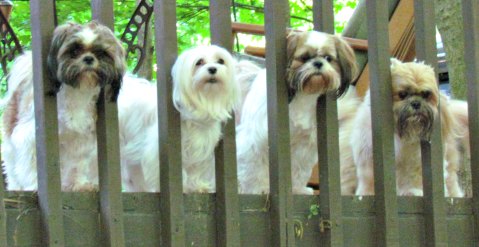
[236,69,322,194]
[119,45,239,192]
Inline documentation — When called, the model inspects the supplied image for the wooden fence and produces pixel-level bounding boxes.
[1,0,478,246]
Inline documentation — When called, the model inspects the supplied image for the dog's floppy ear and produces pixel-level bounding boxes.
[47,22,82,94]
[286,30,303,62]
[286,30,304,101]
[334,35,358,97]
[107,65,125,102]
[92,22,126,102]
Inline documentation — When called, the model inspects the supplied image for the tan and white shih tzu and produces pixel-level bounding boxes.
[236,30,358,194]
[340,58,464,197]
[1,22,126,191]
[119,45,239,193]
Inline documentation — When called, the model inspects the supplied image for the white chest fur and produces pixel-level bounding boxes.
[56,84,101,190]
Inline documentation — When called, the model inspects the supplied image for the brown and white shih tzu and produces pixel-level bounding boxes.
[236,30,358,194]
[118,45,239,193]
[340,58,464,197]
[1,21,126,191]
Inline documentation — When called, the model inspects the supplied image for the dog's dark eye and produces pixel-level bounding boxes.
[323,55,333,62]
[69,44,83,58]
[196,59,205,66]
[218,58,225,65]
[93,49,110,59]
[421,90,431,99]
[398,91,408,100]
[300,54,311,62]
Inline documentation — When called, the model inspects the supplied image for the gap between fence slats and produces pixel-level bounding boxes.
[154,0,186,246]
[366,0,400,246]
[264,0,294,246]
[30,0,65,246]
[209,1,241,247]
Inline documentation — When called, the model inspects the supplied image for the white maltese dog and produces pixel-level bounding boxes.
[119,45,239,193]
[236,31,358,194]
[1,22,126,191]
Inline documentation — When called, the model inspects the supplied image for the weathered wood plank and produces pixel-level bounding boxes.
[366,0,400,246]
[414,2,448,246]
[30,1,65,246]
[3,194,477,246]
[264,0,294,246]
[462,0,479,244]
[312,0,343,246]
[153,0,185,246]
[91,1,126,246]
[209,1,241,246]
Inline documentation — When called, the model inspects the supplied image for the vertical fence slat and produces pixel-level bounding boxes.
[209,1,241,247]
[313,1,343,246]
[30,0,65,246]
[413,1,448,246]
[0,154,7,246]
[264,0,294,246]
[154,0,185,246]
[313,0,334,34]
[91,0,114,29]
[210,0,233,50]
[462,0,479,244]
[366,1,400,246]
[91,1,126,246]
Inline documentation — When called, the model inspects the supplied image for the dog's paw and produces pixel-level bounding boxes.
[401,188,423,197]
[185,182,214,193]
[293,186,314,195]
[64,182,99,192]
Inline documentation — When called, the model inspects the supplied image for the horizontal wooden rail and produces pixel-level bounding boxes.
[232,22,369,56]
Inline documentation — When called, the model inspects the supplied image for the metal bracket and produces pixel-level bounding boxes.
[319,218,332,233]
[120,0,153,74]
[0,2,23,77]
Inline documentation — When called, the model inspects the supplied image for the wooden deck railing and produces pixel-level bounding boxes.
[0,0,478,246]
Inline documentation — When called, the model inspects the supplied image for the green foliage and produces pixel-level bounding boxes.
[307,203,320,219]
[9,1,137,50]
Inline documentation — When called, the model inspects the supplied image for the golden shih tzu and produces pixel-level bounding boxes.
[340,58,464,197]
[236,30,358,194]
[1,21,126,191]
[118,45,239,193]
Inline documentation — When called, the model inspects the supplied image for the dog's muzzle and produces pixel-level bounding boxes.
[397,98,435,141]
[206,76,218,83]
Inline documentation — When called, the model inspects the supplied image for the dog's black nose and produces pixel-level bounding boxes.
[411,100,421,110]
[83,56,95,65]
[208,67,217,74]
[313,61,323,69]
